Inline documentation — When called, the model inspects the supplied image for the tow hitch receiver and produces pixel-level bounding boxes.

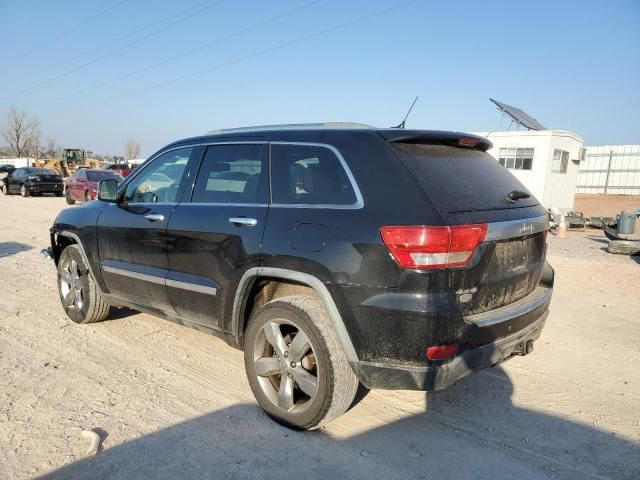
[511,339,535,357]
[40,248,53,261]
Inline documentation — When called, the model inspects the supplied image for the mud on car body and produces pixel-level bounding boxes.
[43,123,553,430]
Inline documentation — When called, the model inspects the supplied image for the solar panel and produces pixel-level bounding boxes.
[490,98,546,131]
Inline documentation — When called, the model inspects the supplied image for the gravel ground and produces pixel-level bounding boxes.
[0,194,639,480]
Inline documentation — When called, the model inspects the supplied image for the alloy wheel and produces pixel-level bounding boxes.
[252,319,319,413]
[59,258,85,311]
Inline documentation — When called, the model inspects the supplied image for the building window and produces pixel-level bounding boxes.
[552,149,569,173]
[498,148,534,170]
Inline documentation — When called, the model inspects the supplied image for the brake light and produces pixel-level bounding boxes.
[458,137,479,147]
[427,344,460,360]
[380,224,487,269]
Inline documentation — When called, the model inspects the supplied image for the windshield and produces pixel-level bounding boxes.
[87,171,124,182]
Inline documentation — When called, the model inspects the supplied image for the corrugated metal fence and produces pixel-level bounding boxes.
[577,145,640,195]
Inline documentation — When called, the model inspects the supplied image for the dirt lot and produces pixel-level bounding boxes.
[574,194,639,218]
[0,194,639,480]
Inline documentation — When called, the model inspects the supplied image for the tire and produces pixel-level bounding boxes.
[20,184,29,197]
[65,190,75,205]
[57,245,110,324]
[1,184,7,195]
[84,190,90,202]
[244,295,359,430]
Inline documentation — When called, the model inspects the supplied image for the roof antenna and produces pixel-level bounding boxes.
[393,96,418,129]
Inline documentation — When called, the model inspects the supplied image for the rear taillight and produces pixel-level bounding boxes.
[427,344,460,360]
[380,224,487,269]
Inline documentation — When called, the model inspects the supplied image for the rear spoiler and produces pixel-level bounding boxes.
[377,129,492,152]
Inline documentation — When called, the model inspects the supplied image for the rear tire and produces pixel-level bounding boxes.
[84,190,90,202]
[20,185,29,197]
[65,189,75,205]
[244,295,359,430]
[57,245,110,324]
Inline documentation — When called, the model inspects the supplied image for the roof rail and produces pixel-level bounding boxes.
[206,122,375,135]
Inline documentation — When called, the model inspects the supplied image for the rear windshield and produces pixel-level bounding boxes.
[87,171,124,182]
[391,143,539,213]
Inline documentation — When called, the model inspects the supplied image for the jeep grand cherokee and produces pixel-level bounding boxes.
[43,123,553,430]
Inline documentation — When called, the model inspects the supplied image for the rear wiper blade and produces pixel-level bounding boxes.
[505,190,530,203]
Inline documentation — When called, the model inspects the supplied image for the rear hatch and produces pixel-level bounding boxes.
[389,141,548,316]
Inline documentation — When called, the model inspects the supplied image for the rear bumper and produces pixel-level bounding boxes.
[26,182,63,193]
[351,305,549,391]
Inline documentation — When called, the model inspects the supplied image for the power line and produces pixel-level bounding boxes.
[58,0,217,68]
[66,0,321,99]
[9,0,131,61]
[16,0,225,96]
[102,0,420,105]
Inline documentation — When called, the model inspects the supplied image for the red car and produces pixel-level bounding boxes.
[65,169,124,204]
[103,162,133,177]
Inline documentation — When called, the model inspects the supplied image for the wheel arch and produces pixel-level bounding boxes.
[232,267,358,363]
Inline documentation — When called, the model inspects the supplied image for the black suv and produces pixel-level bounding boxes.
[44,124,553,430]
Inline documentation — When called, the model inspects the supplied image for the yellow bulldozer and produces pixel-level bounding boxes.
[36,148,101,177]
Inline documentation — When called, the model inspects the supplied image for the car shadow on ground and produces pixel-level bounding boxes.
[0,241,32,258]
[106,306,140,320]
[38,358,640,480]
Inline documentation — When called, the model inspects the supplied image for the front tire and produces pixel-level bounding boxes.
[244,295,359,430]
[57,245,110,324]
[20,185,29,197]
[1,184,7,195]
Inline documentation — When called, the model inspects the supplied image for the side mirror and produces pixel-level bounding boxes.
[98,179,119,202]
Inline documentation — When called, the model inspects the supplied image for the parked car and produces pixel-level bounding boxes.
[65,169,124,204]
[2,167,63,197]
[102,162,133,177]
[43,124,553,430]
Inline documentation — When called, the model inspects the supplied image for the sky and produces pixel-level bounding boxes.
[0,0,638,157]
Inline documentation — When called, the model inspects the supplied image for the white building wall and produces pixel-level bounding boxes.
[541,134,583,209]
[473,130,583,211]
[577,145,640,195]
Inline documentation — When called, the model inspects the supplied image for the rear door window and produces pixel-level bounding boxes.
[270,144,357,206]
[191,144,267,204]
[391,143,539,213]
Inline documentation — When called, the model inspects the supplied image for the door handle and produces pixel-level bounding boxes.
[144,214,165,222]
[229,217,257,227]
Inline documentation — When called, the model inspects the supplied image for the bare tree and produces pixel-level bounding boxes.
[46,137,59,159]
[1,106,40,158]
[124,139,140,161]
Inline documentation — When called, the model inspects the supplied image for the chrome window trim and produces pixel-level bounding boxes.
[102,263,218,296]
[269,141,364,210]
[165,278,217,295]
[123,140,364,210]
[484,215,548,242]
[178,203,268,208]
[102,265,165,285]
